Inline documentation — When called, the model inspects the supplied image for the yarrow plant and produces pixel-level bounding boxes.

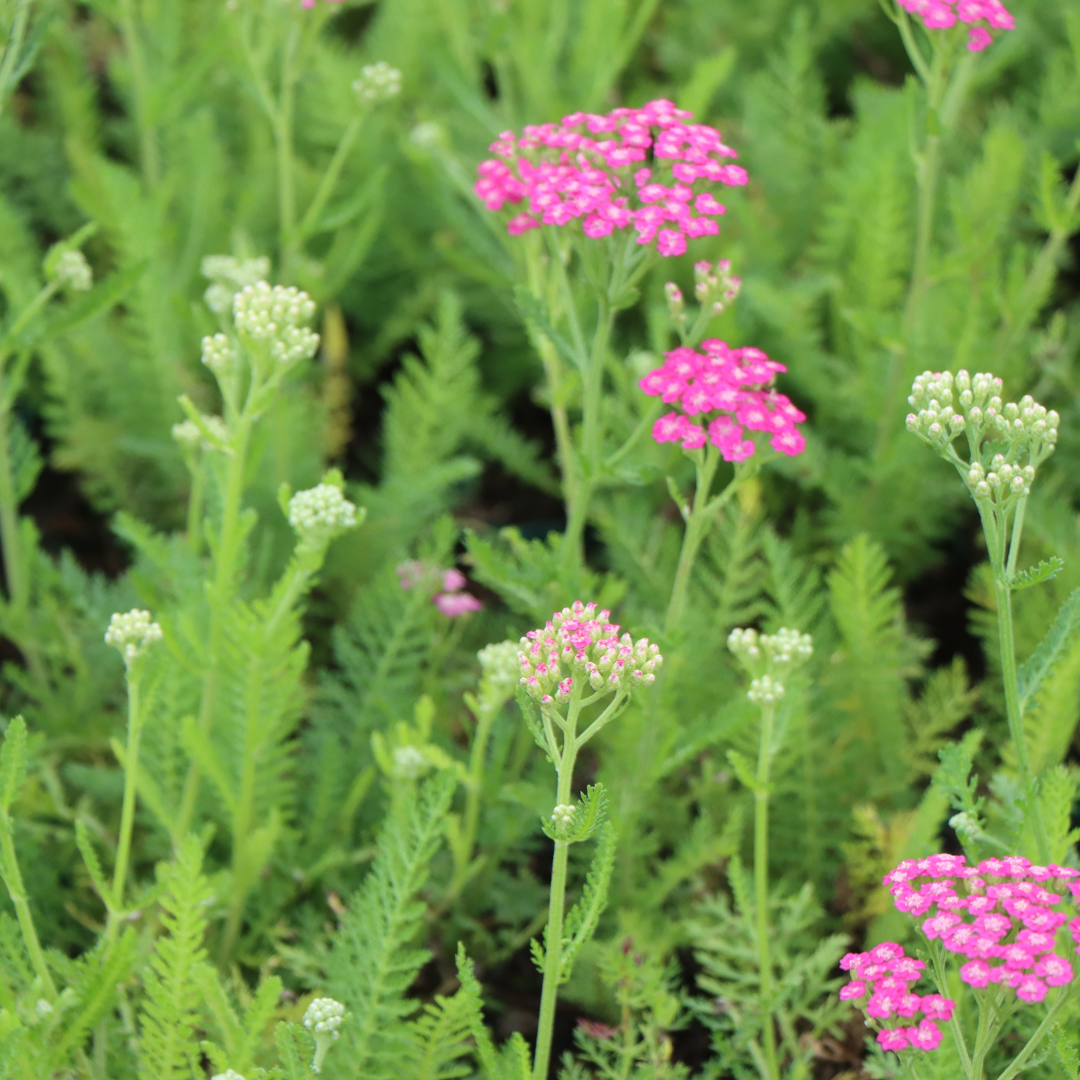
[727,627,814,1080]
[907,370,1059,862]
[471,101,752,572]
[518,602,662,1079]
[303,996,346,1073]
[474,98,747,255]
[841,854,1080,1077]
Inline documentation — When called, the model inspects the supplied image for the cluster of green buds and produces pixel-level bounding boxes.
[200,333,239,379]
[906,370,1058,512]
[303,997,346,1073]
[49,249,93,292]
[476,640,521,711]
[171,414,227,454]
[105,609,163,667]
[233,282,320,367]
[392,745,430,780]
[693,258,741,315]
[286,479,361,553]
[727,626,813,705]
[210,1072,246,1080]
[352,60,402,102]
[201,254,271,315]
[518,602,663,705]
[551,804,576,829]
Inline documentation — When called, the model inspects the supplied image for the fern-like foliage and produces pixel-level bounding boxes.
[137,836,213,1080]
[327,771,456,1077]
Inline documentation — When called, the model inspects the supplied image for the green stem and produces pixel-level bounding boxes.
[118,0,159,188]
[449,698,498,898]
[753,701,780,1080]
[186,459,206,556]
[276,25,300,278]
[108,673,142,943]
[0,813,56,1000]
[175,412,255,842]
[0,384,27,613]
[533,698,581,1080]
[993,987,1072,1080]
[294,113,363,244]
[665,448,720,633]
[993,575,1050,863]
[0,0,32,115]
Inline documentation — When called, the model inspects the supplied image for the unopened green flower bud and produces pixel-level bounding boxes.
[303,998,346,1074]
[392,746,428,780]
[288,483,360,547]
[352,61,402,102]
[53,250,93,292]
[105,609,163,666]
[201,333,239,376]
[233,282,319,366]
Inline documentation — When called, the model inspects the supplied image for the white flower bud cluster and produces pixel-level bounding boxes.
[105,609,163,665]
[201,254,271,315]
[906,370,1059,505]
[392,745,429,780]
[728,626,813,706]
[233,282,319,366]
[201,333,239,377]
[478,640,521,701]
[211,1072,246,1080]
[352,61,402,102]
[518,601,663,705]
[287,483,360,545]
[694,258,741,315]
[748,674,785,705]
[171,415,227,452]
[304,997,346,1074]
[53,250,93,292]
[551,804,575,827]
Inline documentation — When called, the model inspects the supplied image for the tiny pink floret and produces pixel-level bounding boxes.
[896,0,1014,51]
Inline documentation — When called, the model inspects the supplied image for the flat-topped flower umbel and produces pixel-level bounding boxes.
[642,341,806,460]
[898,0,1015,51]
[475,99,748,256]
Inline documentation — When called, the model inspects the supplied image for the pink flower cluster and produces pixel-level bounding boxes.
[885,854,1080,1004]
[397,562,483,618]
[640,341,806,462]
[897,0,1015,52]
[517,601,661,704]
[840,943,953,1052]
[474,99,748,256]
[300,0,344,7]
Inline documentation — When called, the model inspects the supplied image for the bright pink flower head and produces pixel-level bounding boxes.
[878,1028,910,1052]
[640,343,806,462]
[301,0,346,6]
[896,0,1015,51]
[474,100,747,255]
[907,1021,944,1051]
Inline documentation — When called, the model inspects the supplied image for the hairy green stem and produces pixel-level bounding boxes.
[276,26,300,279]
[448,696,499,899]
[533,698,580,1080]
[993,987,1072,1080]
[175,410,255,842]
[186,459,206,556]
[753,701,780,1080]
[0,386,27,613]
[0,811,56,1000]
[108,674,143,943]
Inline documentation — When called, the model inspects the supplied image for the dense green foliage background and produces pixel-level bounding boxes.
[1,0,1079,1076]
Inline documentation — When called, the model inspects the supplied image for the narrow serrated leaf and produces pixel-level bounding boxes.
[1007,556,1064,591]
[1017,588,1080,713]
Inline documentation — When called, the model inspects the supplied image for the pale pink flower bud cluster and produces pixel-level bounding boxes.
[396,561,483,618]
[301,0,345,8]
[897,0,1014,51]
[474,99,748,256]
[883,854,1080,1005]
[517,601,662,705]
[694,259,741,314]
[840,943,953,1053]
[641,341,806,461]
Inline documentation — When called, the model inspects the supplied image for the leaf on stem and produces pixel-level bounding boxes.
[0,716,27,815]
[1017,588,1080,713]
[1006,556,1064,591]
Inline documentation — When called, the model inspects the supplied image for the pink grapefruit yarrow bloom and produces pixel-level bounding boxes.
[840,943,953,1056]
[434,591,483,618]
[301,0,346,7]
[897,0,1015,51]
[474,99,748,255]
[640,340,806,462]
